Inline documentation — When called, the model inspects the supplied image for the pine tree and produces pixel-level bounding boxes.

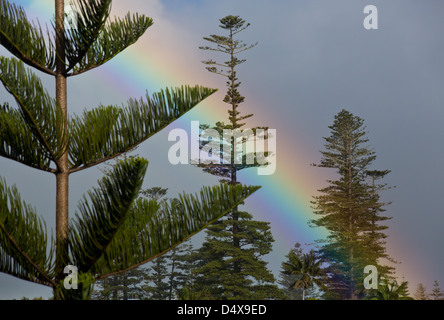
[311,109,394,300]
[140,187,169,202]
[0,1,260,299]
[175,242,198,284]
[396,279,413,300]
[414,283,429,300]
[141,255,170,300]
[92,268,145,300]
[192,15,278,299]
[164,241,197,300]
[431,280,444,300]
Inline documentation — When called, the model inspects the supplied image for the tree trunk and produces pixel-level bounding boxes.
[54,0,69,295]
[123,272,128,300]
[229,27,241,278]
[347,139,356,300]
[104,278,109,300]
[112,276,118,300]
[169,248,178,300]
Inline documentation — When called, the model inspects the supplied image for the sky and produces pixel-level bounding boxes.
[1,0,444,299]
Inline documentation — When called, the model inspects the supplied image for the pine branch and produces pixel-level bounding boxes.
[0,177,56,287]
[69,157,148,273]
[0,222,56,287]
[0,0,56,75]
[67,12,153,76]
[68,86,217,172]
[0,104,56,173]
[95,183,260,279]
[202,59,229,68]
[62,0,112,74]
[234,42,258,54]
[0,57,67,171]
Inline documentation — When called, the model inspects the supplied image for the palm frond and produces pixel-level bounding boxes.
[0,177,55,287]
[69,85,217,171]
[93,183,261,278]
[0,0,56,74]
[0,57,67,168]
[69,157,148,273]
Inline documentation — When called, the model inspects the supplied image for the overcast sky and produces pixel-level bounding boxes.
[1,0,444,299]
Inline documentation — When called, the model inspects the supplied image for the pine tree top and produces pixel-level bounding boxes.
[219,15,250,33]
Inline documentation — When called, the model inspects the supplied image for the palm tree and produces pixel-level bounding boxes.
[281,249,327,300]
[369,279,413,300]
[0,0,259,299]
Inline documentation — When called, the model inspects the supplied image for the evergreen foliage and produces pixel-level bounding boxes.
[431,280,444,300]
[92,240,199,300]
[311,109,394,300]
[0,1,259,299]
[413,283,429,300]
[141,255,170,300]
[191,15,278,300]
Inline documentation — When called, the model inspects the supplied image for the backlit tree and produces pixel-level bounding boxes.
[311,109,394,300]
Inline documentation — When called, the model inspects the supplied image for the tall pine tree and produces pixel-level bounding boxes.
[193,15,278,300]
[311,109,394,300]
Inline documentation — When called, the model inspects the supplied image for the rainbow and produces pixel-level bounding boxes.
[15,0,331,260]
[103,40,332,258]
[14,1,416,282]
[117,51,331,259]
